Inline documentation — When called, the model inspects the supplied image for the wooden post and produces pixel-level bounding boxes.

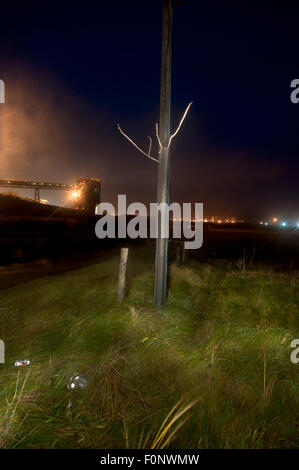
[117,248,129,303]
[249,246,256,266]
[183,248,190,264]
[154,0,172,310]
[182,246,187,264]
[242,248,246,274]
[175,245,181,266]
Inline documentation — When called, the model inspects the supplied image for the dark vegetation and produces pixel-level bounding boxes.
[0,192,298,271]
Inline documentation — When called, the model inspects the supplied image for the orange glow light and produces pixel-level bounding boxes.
[71,190,81,199]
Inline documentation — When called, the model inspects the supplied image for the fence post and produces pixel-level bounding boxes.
[175,245,182,266]
[117,248,129,303]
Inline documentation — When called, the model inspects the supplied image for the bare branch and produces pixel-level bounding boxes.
[117,124,159,163]
[155,122,162,150]
[147,135,152,157]
[167,101,193,148]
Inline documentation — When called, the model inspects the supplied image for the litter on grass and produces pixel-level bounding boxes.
[15,359,30,367]
[66,399,72,415]
[67,373,89,390]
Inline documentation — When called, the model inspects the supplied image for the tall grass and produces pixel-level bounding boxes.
[0,249,298,448]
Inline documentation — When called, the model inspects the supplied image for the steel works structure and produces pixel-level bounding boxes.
[0,177,101,214]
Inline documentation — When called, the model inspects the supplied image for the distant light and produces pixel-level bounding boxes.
[281,222,287,227]
[217,220,222,224]
[265,222,269,226]
[296,222,299,228]
[273,218,277,223]
[260,221,263,225]
[71,190,81,199]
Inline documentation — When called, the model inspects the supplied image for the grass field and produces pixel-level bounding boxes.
[0,247,298,448]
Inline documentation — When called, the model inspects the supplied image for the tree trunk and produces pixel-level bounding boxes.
[154,0,172,310]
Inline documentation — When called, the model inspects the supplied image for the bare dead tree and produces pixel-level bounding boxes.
[117,102,192,166]
[117,0,192,310]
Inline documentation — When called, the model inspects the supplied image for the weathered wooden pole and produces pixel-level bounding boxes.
[175,244,182,266]
[154,0,172,310]
[117,248,129,303]
[182,246,189,264]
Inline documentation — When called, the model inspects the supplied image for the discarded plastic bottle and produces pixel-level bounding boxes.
[15,359,30,367]
[66,399,72,415]
[67,373,89,390]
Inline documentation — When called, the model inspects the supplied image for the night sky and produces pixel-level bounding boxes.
[0,0,298,220]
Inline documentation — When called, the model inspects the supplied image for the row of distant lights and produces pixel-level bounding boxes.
[203,219,240,224]
[260,218,299,228]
